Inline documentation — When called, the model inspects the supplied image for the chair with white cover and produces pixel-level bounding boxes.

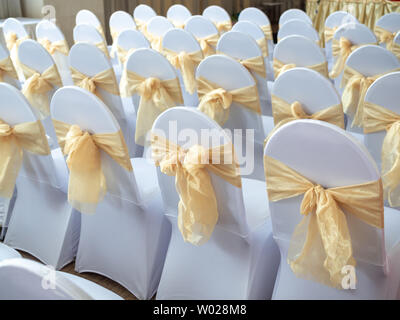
[279,8,312,27]
[375,12,400,50]
[69,43,138,157]
[1,82,78,270]
[341,45,400,135]
[324,11,358,69]
[185,15,219,58]
[146,16,174,52]
[167,4,192,29]
[73,24,110,61]
[2,18,30,82]
[330,23,377,92]
[18,39,63,147]
[202,5,232,35]
[50,86,170,300]
[217,31,273,125]
[277,19,321,46]
[196,54,266,181]
[75,9,106,42]
[133,4,157,34]
[264,119,400,299]
[36,20,73,86]
[162,28,203,106]
[0,243,21,262]
[0,42,20,88]
[238,7,275,60]
[115,29,150,67]
[152,107,279,300]
[0,259,123,300]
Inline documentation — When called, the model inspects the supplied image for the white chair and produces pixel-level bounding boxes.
[185,15,219,57]
[238,7,275,60]
[1,83,78,271]
[277,19,320,45]
[75,9,106,42]
[375,12,400,49]
[51,86,170,300]
[265,119,400,300]
[116,29,150,67]
[146,16,174,52]
[0,243,21,262]
[324,11,358,69]
[196,54,266,181]
[36,20,73,86]
[18,39,63,147]
[0,258,123,300]
[133,4,157,32]
[0,42,20,89]
[2,18,30,82]
[153,107,280,300]
[279,8,312,27]
[343,45,400,135]
[69,43,138,157]
[167,4,192,29]
[203,5,232,35]
[73,24,110,61]
[331,23,377,92]
[163,28,202,106]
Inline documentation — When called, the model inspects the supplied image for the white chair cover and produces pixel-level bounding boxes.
[167,4,192,28]
[202,5,232,35]
[376,12,400,49]
[277,19,320,44]
[279,8,312,27]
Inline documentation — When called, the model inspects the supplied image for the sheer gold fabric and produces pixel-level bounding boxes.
[147,32,163,52]
[116,45,136,65]
[217,52,266,79]
[261,24,273,41]
[257,38,269,58]
[38,38,69,56]
[197,77,261,126]
[273,58,329,79]
[324,26,337,44]
[5,32,28,52]
[196,34,219,57]
[151,134,241,245]
[264,155,384,288]
[53,119,132,214]
[0,56,18,82]
[0,119,50,198]
[214,20,232,34]
[375,25,397,50]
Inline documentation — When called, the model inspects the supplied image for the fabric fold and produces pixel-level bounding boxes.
[0,56,18,82]
[324,26,337,44]
[38,38,69,56]
[375,25,396,50]
[196,34,219,57]
[218,52,266,78]
[214,20,232,34]
[261,24,273,42]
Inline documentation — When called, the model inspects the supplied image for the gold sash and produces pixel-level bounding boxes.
[5,32,28,52]
[324,26,337,44]
[196,34,219,57]
[257,38,269,58]
[375,25,396,51]
[197,77,261,125]
[261,24,273,41]
[147,31,163,52]
[273,58,329,79]
[0,119,50,198]
[214,20,232,34]
[364,101,400,207]
[264,155,384,288]
[96,25,106,42]
[163,48,203,94]
[70,67,120,100]
[38,38,69,56]
[120,70,183,146]
[151,134,241,245]
[0,56,18,82]
[169,19,185,29]
[116,45,136,65]
[218,51,266,78]
[341,66,399,128]
[53,120,133,214]
[21,63,62,118]
[392,41,400,60]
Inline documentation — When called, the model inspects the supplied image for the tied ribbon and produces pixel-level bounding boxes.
[264,156,384,288]
[364,101,400,207]
[0,56,18,82]
[218,51,266,78]
[261,24,273,42]
[53,120,132,214]
[197,77,261,125]
[341,66,400,128]
[38,38,69,55]
[257,38,269,58]
[147,32,163,52]
[0,119,50,198]
[151,134,241,245]
[196,34,219,57]
[116,45,136,65]
[164,48,203,94]
[324,26,337,44]
[120,70,183,146]
[21,63,62,118]
[135,19,148,35]
[5,32,28,52]
[214,20,232,34]
[273,58,329,79]
[375,26,396,51]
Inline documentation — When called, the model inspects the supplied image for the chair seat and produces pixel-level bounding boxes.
[242,178,270,230]
[0,243,21,262]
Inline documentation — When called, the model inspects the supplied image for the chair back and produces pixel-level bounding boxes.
[0,43,19,88]
[167,4,192,28]
[203,5,231,34]
[278,19,320,44]
[279,9,312,27]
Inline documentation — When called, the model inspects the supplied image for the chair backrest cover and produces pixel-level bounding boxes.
[279,8,312,27]
[278,19,320,44]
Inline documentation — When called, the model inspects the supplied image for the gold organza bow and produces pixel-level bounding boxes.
[164,48,203,94]
[116,45,136,65]
[364,101,400,207]
[375,26,396,51]
[341,66,399,128]
[273,58,329,79]
[147,32,163,52]
[261,24,273,42]
[257,38,269,58]
[21,63,62,118]
[5,32,28,52]
[196,34,219,57]
[96,25,106,42]
[53,119,133,214]
[324,26,337,44]
[214,20,232,34]
[197,77,261,125]
[0,119,50,198]
[38,38,69,56]
[134,19,148,35]
[70,67,120,100]
[0,56,18,82]
[264,155,384,288]
[120,70,183,145]
[151,134,242,245]
[218,52,266,78]
[392,41,400,60]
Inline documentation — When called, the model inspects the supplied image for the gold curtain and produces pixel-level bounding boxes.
[307,0,400,40]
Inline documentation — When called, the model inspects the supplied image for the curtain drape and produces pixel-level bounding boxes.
[0,0,22,19]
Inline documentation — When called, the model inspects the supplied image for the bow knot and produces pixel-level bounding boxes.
[140,77,162,100]
[291,101,311,119]
[39,38,55,54]
[80,76,97,94]
[6,32,18,51]
[0,123,12,137]
[301,185,325,216]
